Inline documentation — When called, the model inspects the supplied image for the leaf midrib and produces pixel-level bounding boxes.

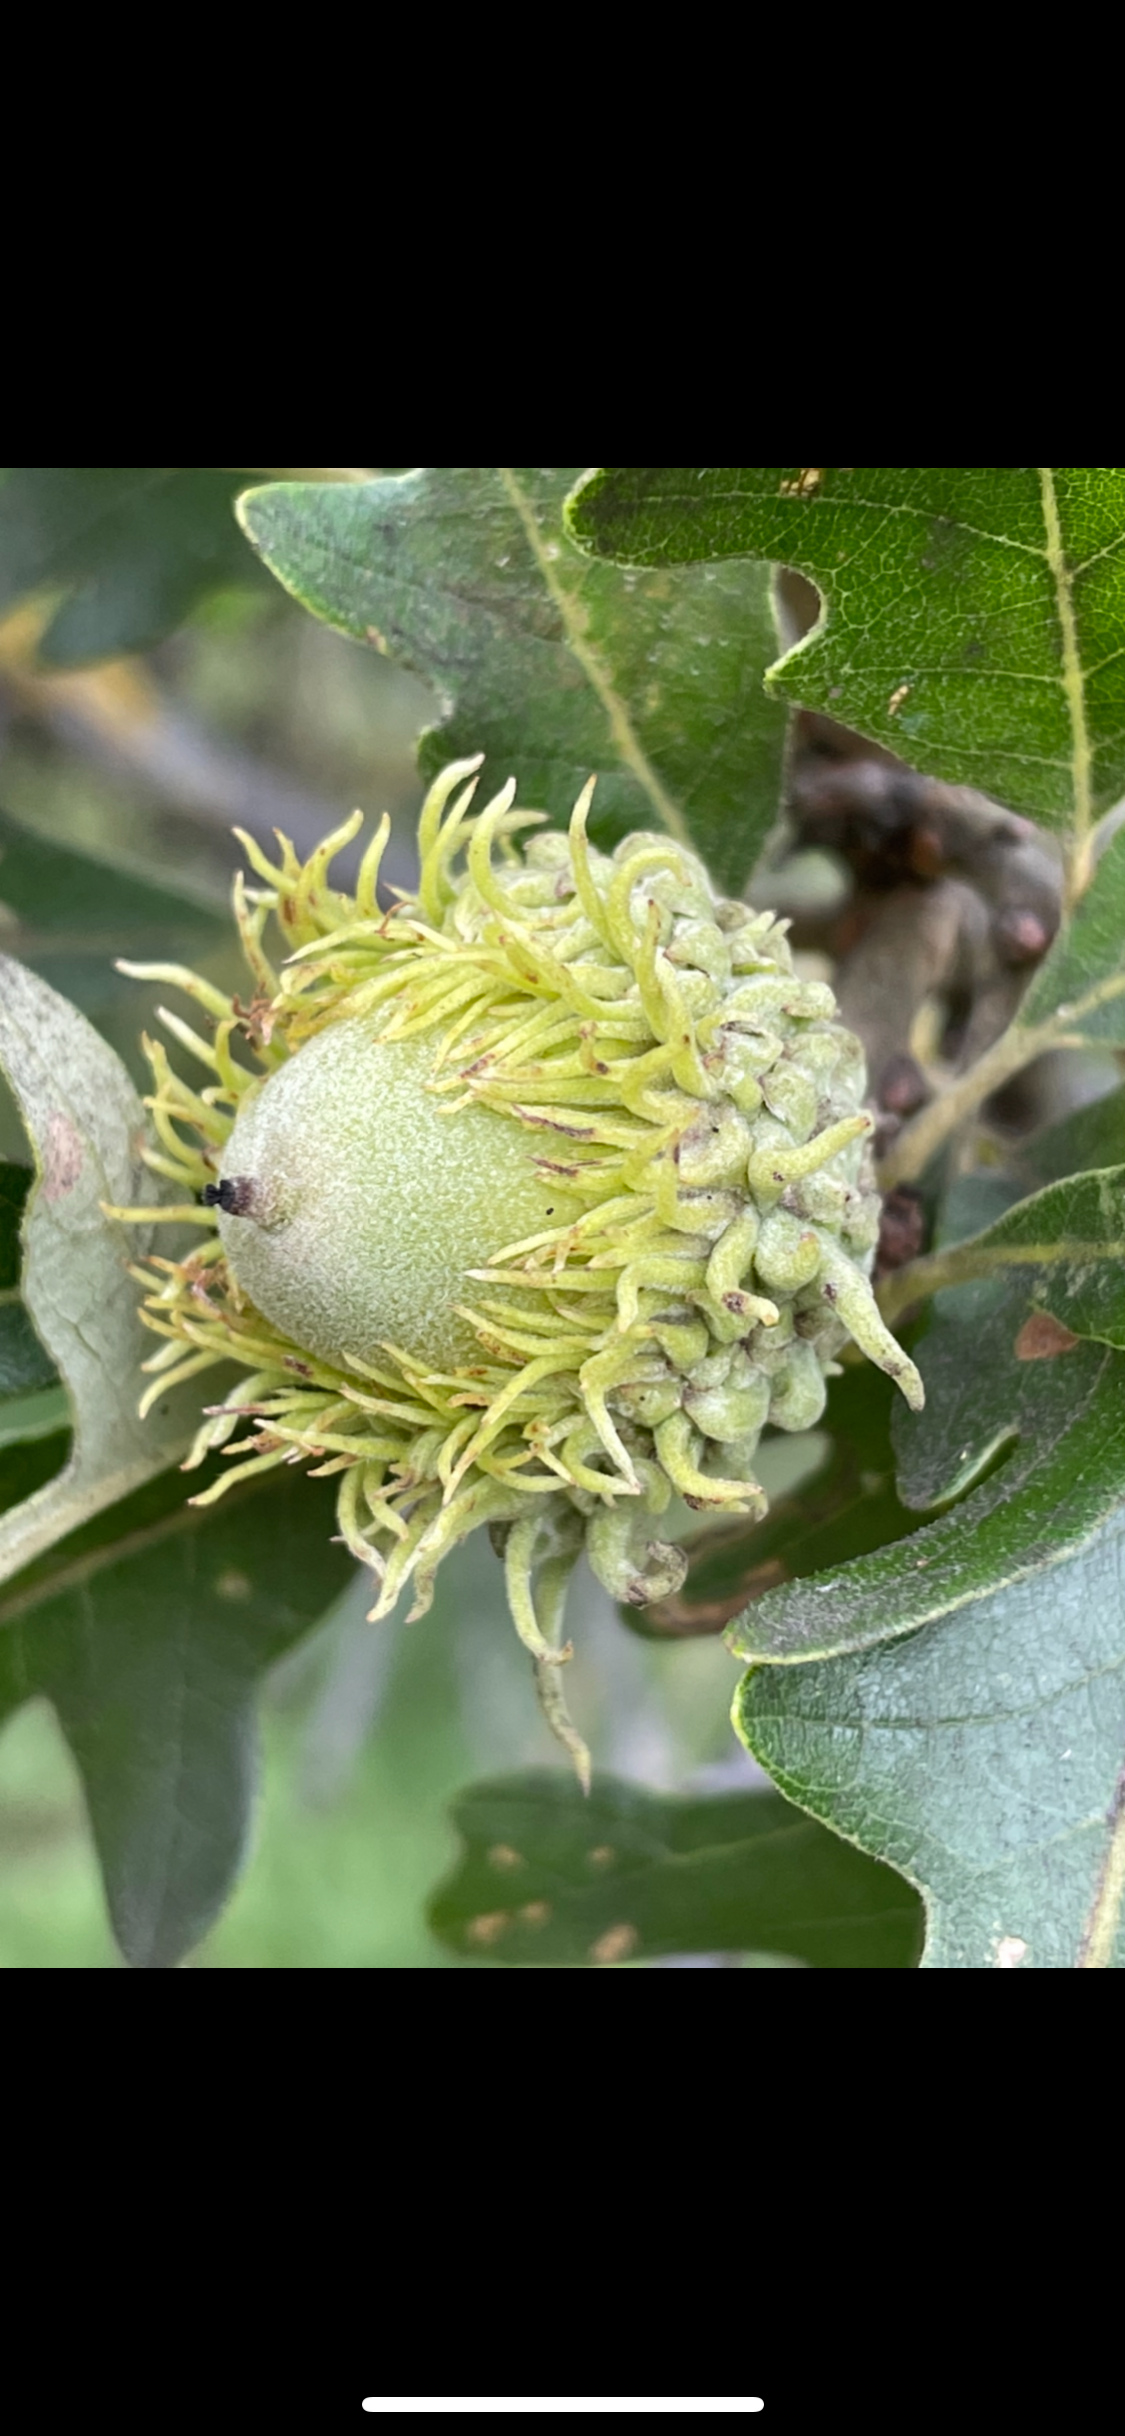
[1039,466,1093,853]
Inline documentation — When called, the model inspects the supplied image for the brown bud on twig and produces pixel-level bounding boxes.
[877,1054,930,1117]
[874,1185,926,1284]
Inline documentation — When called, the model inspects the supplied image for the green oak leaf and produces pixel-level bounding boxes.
[0,468,269,664]
[735,1524,1125,1967]
[0,958,205,1583]
[0,1452,353,1967]
[734,1159,1125,1966]
[1013,1079,1125,1194]
[235,467,788,892]
[427,1770,922,1967]
[566,467,1125,839]
[880,1162,1125,1355]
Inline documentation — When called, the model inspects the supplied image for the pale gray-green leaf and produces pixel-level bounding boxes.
[0,957,197,1583]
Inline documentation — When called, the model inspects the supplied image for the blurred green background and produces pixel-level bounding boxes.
[0,558,804,1966]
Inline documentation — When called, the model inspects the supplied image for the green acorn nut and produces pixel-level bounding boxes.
[114,756,922,1784]
[212,1027,584,1371]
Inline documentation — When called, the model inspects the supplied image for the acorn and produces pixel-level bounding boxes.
[111,756,922,1785]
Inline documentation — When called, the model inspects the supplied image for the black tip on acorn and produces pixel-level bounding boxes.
[201,1176,256,1216]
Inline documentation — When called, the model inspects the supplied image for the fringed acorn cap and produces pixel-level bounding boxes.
[108,756,922,1785]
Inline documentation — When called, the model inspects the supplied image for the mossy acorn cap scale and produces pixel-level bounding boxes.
[109,755,921,1784]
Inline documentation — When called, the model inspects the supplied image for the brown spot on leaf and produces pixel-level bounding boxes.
[518,1901,551,1928]
[215,1568,252,1600]
[487,1844,524,1872]
[42,1112,84,1201]
[466,1911,510,1946]
[587,1846,616,1869]
[1014,1311,1079,1361]
[590,1923,639,1965]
